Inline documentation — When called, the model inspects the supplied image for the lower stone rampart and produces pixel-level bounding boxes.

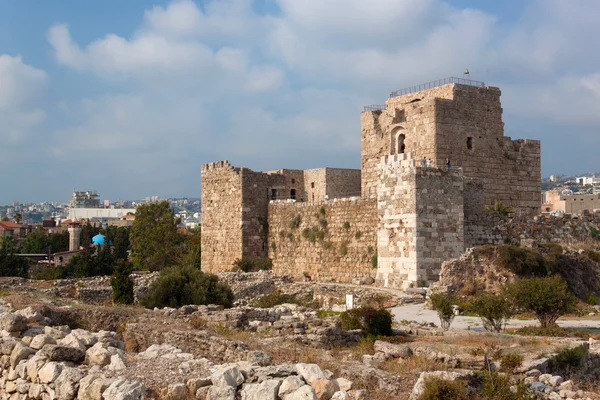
[467,213,600,247]
[268,198,378,283]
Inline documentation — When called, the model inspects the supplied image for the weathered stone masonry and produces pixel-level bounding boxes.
[268,198,377,282]
[201,79,542,288]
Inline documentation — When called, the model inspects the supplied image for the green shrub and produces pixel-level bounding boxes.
[232,257,272,272]
[429,292,456,330]
[288,215,302,230]
[343,221,350,230]
[339,306,393,336]
[319,207,326,215]
[586,295,598,305]
[485,201,514,217]
[591,227,599,240]
[506,276,577,328]
[588,250,600,262]
[141,265,233,309]
[340,241,349,256]
[553,345,587,373]
[500,353,524,372]
[477,370,529,400]
[319,219,328,228]
[111,260,134,305]
[418,378,464,400]
[475,245,552,276]
[371,253,377,268]
[355,231,362,239]
[470,291,515,332]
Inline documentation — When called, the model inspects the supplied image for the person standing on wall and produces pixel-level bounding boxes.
[446,158,451,169]
[421,157,427,167]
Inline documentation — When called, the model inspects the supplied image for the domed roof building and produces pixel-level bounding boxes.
[92,234,106,246]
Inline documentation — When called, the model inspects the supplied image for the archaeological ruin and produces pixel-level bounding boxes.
[201,78,542,289]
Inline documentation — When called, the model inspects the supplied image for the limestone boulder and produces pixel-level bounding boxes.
[334,378,352,392]
[58,335,87,353]
[70,329,97,348]
[310,378,339,400]
[55,366,86,400]
[28,383,45,399]
[186,377,212,394]
[373,341,413,359]
[78,374,115,400]
[207,385,235,400]
[44,326,68,341]
[102,378,146,400]
[26,354,48,381]
[30,334,57,350]
[10,342,36,368]
[107,353,127,371]
[409,370,474,400]
[241,379,282,400]
[42,344,85,363]
[285,385,319,400]
[211,365,245,388]
[167,383,188,400]
[15,307,44,323]
[0,312,27,332]
[279,375,305,398]
[38,362,63,384]
[296,363,325,384]
[1,336,19,355]
[86,343,112,366]
[331,392,349,400]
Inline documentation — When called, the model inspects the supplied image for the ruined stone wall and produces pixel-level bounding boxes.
[268,198,377,283]
[201,161,243,273]
[376,154,465,289]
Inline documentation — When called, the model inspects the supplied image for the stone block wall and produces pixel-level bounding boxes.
[433,85,540,217]
[241,168,271,260]
[268,198,377,283]
[376,154,465,289]
[361,83,541,217]
[201,161,243,273]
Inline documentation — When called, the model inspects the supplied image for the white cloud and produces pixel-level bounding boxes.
[0,55,47,148]
[37,0,600,201]
[0,55,47,110]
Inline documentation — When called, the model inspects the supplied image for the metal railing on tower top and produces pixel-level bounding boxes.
[363,104,386,112]
[389,77,486,98]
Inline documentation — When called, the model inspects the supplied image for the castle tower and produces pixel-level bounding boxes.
[361,79,540,216]
[67,222,81,251]
[376,153,465,289]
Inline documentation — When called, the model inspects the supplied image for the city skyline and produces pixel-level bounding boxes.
[1,0,600,203]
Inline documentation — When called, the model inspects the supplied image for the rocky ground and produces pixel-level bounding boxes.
[0,271,599,399]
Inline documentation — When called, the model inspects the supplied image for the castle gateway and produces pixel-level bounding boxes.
[201,78,541,289]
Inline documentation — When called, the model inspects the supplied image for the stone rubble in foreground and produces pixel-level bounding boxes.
[0,306,364,400]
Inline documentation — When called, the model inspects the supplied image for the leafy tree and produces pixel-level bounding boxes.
[507,276,577,328]
[64,244,115,278]
[111,260,134,304]
[140,264,233,308]
[470,291,515,332]
[20,229,69,254]
[130,201,181,271]
[485,201,514,217]
[14,213,22,224]
[104,226,131,261]
[0,236,29,277]
[429,292,456,330]
[1,217,8,222]
[80,223,100,247]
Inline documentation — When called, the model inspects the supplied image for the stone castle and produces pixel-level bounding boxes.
[201,78,541,289]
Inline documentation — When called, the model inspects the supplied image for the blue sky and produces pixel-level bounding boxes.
[1,0,599,204]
